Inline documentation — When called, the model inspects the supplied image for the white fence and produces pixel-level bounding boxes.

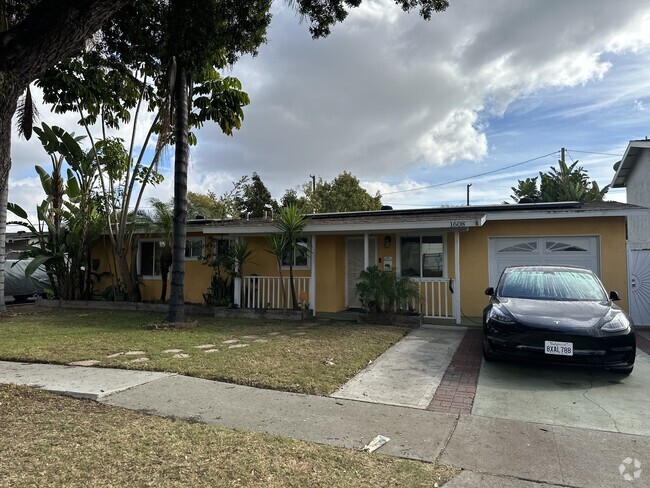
[414,278,454,319]
[239,275,310,309]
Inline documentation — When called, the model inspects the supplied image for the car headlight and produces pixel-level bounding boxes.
[601,313,631,332]
[487,306,515,324]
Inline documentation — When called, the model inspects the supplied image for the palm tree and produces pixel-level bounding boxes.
[266,233,288,309]
[163,0,270,323]
[273,205,309,310]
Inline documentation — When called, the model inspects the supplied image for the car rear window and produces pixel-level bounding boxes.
[498,269,607,301]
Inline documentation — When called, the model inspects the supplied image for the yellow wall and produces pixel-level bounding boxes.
[90,232,213,304]
[458,217,628,316]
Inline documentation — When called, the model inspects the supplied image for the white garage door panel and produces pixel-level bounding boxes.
[488,236,600,287]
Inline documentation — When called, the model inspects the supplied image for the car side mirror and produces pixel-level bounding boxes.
[485,287,495,296]
[609,291,620,301]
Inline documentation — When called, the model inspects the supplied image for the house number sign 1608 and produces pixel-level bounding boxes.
[450,221,466,227]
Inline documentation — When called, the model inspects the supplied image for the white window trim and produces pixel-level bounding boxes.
[185,236,204,260]
[138,238,164,280]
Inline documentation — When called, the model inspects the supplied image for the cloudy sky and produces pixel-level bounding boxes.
[9,0,650,217]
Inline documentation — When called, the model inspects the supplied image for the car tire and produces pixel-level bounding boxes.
[482,338,499,362]
[609,366,633,377]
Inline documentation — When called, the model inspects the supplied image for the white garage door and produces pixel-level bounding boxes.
[488,236,600,287]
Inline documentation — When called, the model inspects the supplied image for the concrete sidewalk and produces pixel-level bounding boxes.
[1,360,648,488]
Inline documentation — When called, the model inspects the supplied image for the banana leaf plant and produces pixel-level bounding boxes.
[8,124,105,300]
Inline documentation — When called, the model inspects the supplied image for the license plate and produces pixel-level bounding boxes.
[545,341,573,356]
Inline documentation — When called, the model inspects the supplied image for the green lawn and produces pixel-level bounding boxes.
[0,385,458,487]
[0,306,408,395]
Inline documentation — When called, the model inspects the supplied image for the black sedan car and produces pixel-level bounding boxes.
[483,265,636,375]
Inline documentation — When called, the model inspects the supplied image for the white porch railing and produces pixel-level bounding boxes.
[413,278,455,319]
[238,275,310,309]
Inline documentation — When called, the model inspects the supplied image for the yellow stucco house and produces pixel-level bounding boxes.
[95,201,643,323]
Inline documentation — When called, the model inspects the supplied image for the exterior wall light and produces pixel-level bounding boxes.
[384,236,391,248]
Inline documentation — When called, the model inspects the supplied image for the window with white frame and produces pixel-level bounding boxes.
[400,235,444,278]
[139,240,165,277]
[185,237,204,259]
[281,237,309,268]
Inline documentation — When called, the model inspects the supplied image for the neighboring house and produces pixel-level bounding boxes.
[611,138,650,325]
[5,231,38,260]
[93,201,641,323]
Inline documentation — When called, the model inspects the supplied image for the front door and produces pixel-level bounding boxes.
[346,237,376,308]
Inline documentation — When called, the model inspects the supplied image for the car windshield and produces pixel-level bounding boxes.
[497,269,607,301]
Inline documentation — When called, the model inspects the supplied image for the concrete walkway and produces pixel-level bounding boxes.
[1,360,648,488]
[331,324,465,408]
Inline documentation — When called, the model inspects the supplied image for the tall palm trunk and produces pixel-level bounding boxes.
[165,67,189,323]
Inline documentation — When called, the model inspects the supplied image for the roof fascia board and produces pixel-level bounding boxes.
[611,140,650,187]
[486,209,645,221]
[204,215,487,235]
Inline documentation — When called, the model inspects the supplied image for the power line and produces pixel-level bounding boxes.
[565,149,623,157]
[381,151,559,196]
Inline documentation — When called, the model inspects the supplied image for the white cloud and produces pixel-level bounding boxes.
[8,0,650,209]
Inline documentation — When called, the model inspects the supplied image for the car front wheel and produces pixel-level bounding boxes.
[482,337,499,362]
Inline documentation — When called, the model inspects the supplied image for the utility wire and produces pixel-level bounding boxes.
[565,149,623,157]
[382,151,560,196]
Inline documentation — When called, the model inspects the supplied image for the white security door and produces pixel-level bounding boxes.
[488,236,600,287]
[628,249,650,326]
[346,237,376,308]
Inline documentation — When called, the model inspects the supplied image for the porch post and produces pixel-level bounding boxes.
[454,230,461,325]
[363,233,369,270]
[310,235,316,316]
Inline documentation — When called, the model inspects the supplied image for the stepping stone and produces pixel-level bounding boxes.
[253,339,268,343]
[124,351,146,356]
[69,360,100,367]
[204,349,219,353]
[173,353,190,359]
[130,357,149,363]
[267,332,281,336]
[292,332,307,336]
[228,344,249,349]
[222,339,240,344]
[106,352,124,358]
[277,335,289,339]
[241,335,259,339]
[163,349,184,354]
[194,344,216,349]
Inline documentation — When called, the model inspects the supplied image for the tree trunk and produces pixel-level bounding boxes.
[0,181,7,313]
[289,263,298,310]
[166,68,189,323]
[0,78,21,313]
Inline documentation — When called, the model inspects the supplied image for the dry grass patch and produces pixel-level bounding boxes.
[0,307,408,394]
[0,385,459,487]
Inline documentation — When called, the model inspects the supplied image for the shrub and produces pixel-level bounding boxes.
[355,266,420,314]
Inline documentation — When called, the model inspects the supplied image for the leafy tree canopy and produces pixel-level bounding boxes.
[300,171,382,213]
[237,172,278,218]
[511,160,609,203]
